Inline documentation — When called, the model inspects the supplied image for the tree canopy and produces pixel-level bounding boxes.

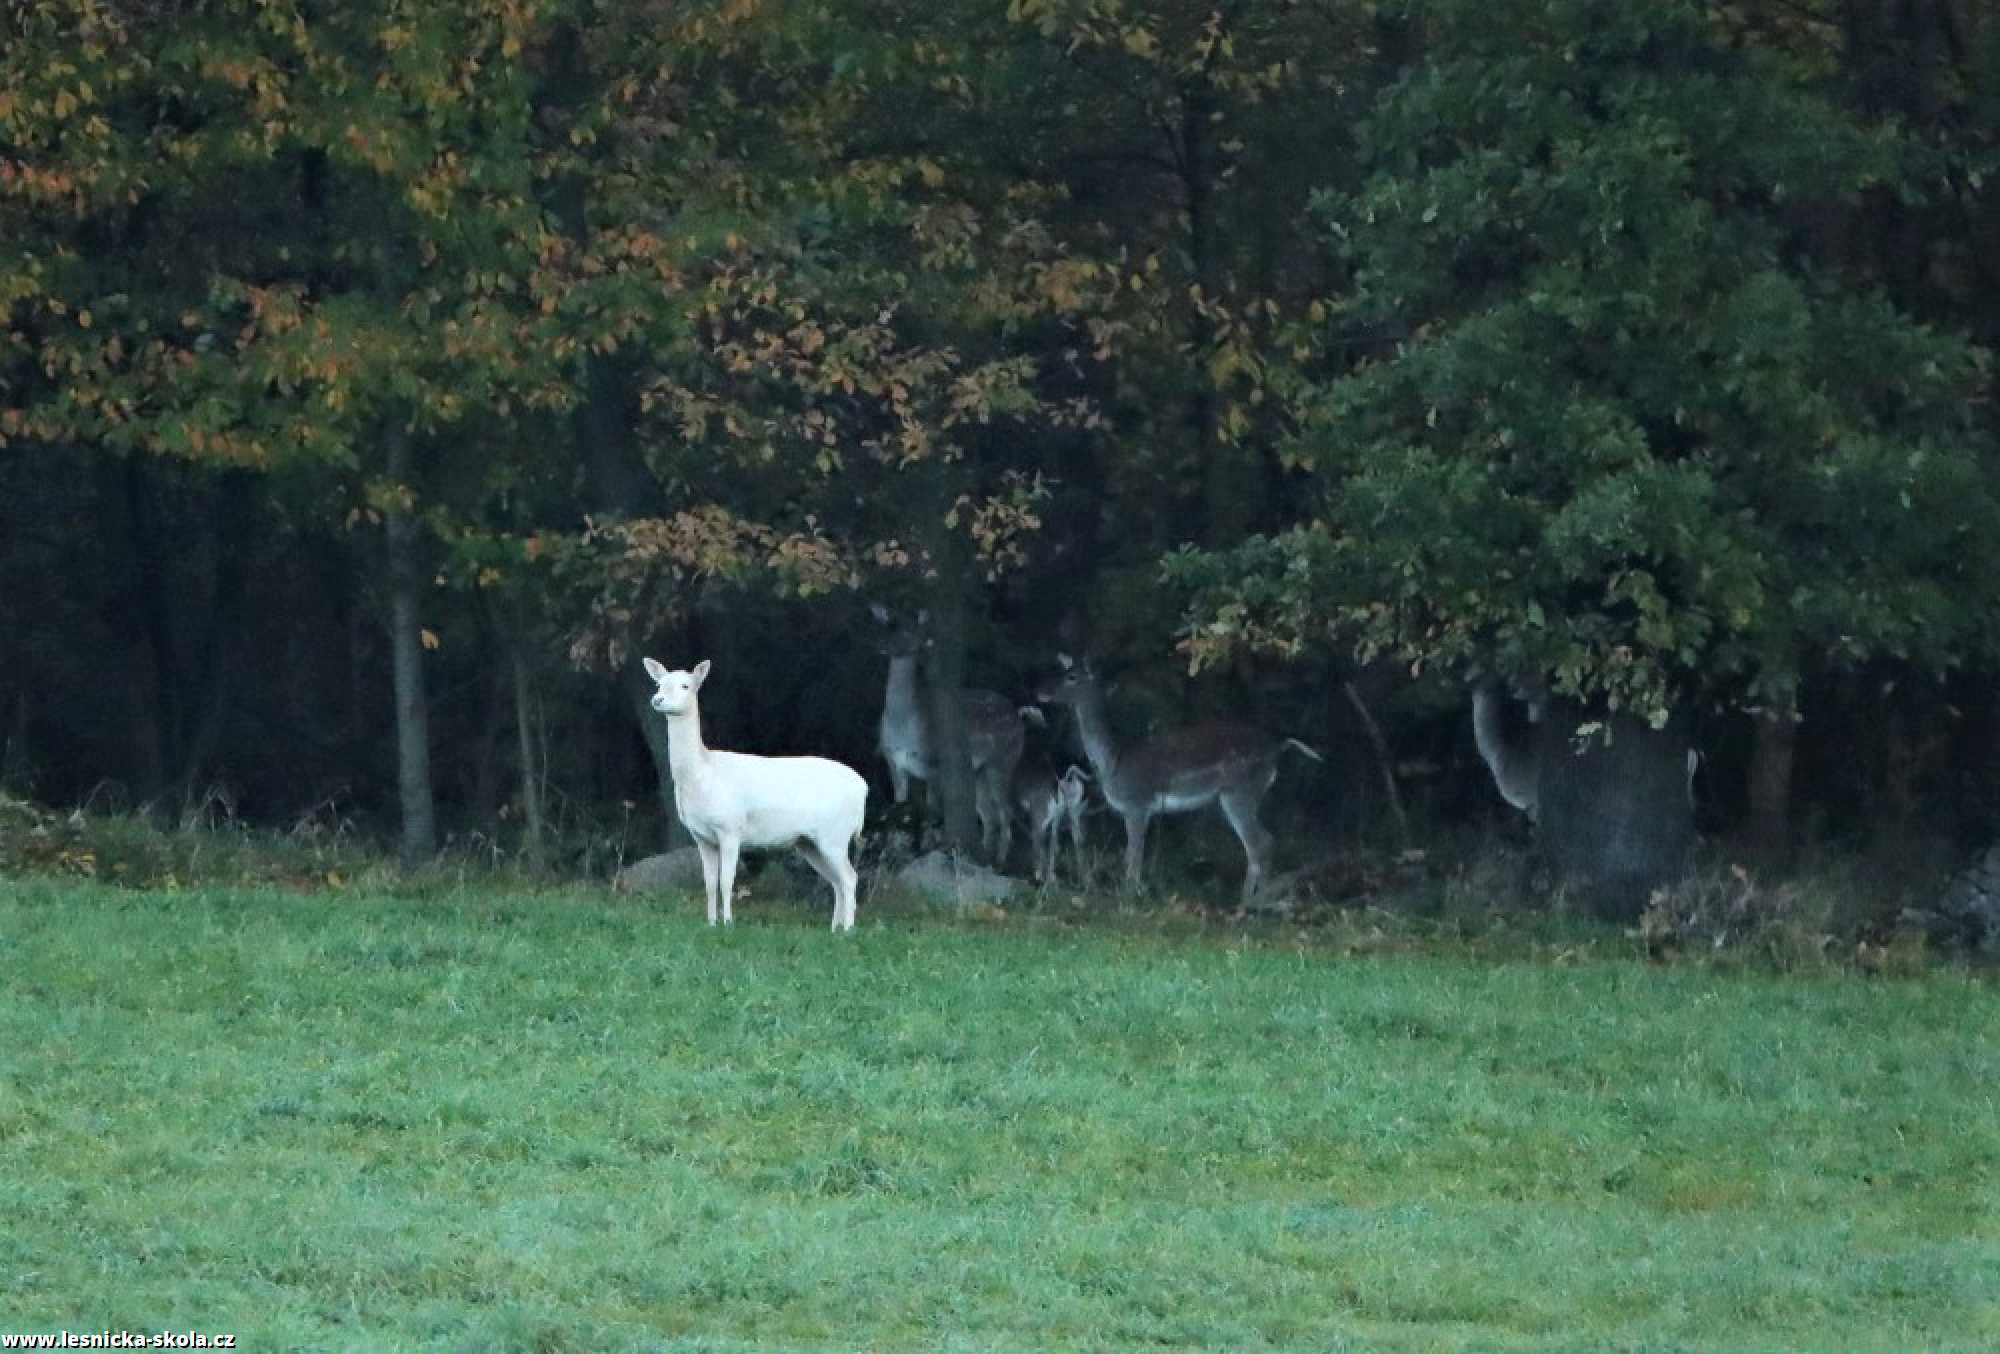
[1174,0,1998,727]
[3,0,1997,866]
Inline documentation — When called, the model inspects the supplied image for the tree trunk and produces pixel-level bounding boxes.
[920,593,980,853]
[176,469,257,795]
[384,423,437,868]
[96,454,168,800]
[625,659,690,849]
[1180,77,1259,546]
[513,641,546,872]
[468,658,509,826]
[1342,679,1408,847]
[540,24,686,838]
[0,687,26,790]
[125,457,183,784]
[1534,701,1696,919]
[1747,709,1797,865]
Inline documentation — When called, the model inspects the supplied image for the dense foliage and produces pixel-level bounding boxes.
[1173,0,1999,728]
[3,0,1997,872]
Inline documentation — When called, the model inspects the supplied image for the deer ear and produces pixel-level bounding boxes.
[868,602,890,624]
[1056,652,1074,671]
[690,659,711,687]
[642,657,669,683]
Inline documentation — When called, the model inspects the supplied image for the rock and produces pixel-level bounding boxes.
[1935,846,2000,953]
[612,848,706,894]
[896,849,1021,907]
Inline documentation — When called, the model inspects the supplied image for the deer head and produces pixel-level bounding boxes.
[1036,652,1097,706]
[868,602,931,659]
[644,657,709,716]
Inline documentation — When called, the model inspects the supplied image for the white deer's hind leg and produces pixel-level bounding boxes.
[834,843,859,931]
[822,830,861,930]
[696,840,721,925]
[716,835,741,925]
[796,838,850,931]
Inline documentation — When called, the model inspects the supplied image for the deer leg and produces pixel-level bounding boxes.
[977,767,1012,865]
[1121,813,1149,893]
[889,763,911,805]
[1065,807,1086,887]
[988,764,1008,860]
[972,775,997,861]
[716,834,741,925]
[798,837,856,930]
[1219,787,1274,905]
[696,839,721,925]
[796,839,840,923]
[1031,808,1054,884]
[833,841,859,931]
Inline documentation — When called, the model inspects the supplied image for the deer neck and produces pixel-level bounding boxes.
[1067,686,1125,794]
[664,699,710,783]
[1472,686,1538,816]
[883,652,922,720]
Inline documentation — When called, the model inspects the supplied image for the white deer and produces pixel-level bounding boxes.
[1036,654,1322,904]
[644,657,867,931]
[869,603,1027,863]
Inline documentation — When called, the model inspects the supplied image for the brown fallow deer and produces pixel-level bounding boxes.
[870,604,1027,864]
[1035,654,1321,905]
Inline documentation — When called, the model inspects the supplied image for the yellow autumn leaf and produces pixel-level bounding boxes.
[421,628,441,650]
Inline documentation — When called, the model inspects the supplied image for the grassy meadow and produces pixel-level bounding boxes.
[0,873,1995,1350]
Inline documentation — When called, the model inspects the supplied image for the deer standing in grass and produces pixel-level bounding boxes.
[645,657,866,931]
[870,604,1027,863]
[1036,654,1321,905]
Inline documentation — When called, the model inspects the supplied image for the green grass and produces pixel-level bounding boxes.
[1,876,1995,1351]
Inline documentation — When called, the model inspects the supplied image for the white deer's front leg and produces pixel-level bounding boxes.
[716,835,741,926]
[696,840,721,925]
[889,763,910,804]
